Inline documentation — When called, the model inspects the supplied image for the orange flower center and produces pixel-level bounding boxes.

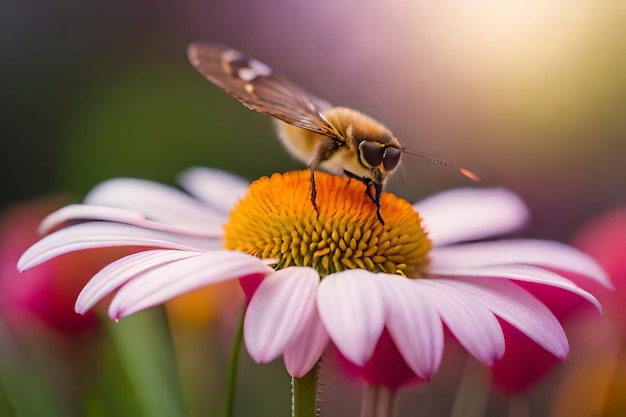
[224,170,430,278]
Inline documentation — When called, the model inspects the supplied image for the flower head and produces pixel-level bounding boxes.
[18,168,609,384]
[551,207,626,416]
[573,207,626,315]
[1,198,106,336]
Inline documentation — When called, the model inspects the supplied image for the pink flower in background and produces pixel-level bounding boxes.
[550,207,626,416]
[489,279,597,393]
[18,168,609,388]
[480,211,622,395]
[573,207,626,318]
[1,198,124,336]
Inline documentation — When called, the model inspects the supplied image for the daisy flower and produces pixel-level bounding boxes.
[18,168,609,415]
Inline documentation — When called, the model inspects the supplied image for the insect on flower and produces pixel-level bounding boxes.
[187,42,478,224]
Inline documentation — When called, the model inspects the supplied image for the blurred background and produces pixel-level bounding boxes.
[1,1,625,416]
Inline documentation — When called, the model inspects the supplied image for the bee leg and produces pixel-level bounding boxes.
[363,179,375,202]
[373,182,384,225]
[358,176,385,225]
[363,182,384,225]
[308,141,341,213]
[307,155,324,213]
[309,167,318,212]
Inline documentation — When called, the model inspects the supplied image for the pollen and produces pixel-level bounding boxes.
[223,170,431,278]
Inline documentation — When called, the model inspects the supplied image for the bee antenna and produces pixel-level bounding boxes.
[401,147,480,181]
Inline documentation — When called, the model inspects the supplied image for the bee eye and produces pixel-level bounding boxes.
[383,147,402,171]
[360,141,385,167]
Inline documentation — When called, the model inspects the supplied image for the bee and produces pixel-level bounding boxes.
[187,42,477,224]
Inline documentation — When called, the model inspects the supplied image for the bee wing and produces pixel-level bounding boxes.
[187,42,340,138]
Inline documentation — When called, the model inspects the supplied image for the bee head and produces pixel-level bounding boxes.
[358,141,402,179]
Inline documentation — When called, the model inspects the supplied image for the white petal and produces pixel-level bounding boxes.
[17,222,220,272]
[377,274,444,379]
[431,264,602,312]
[417,280,504,365]
[108,251,272,318]
[244,267,319,364]
[430,239,612,288]
[413,188,529,246]
[39,204,146,235]
[317,270,385,365]
[84,178,226,234]
[178,167,249,213]
[75,250,201,314]
[39,204,222,237]
[437,278,569,359]
[284,305,330,378]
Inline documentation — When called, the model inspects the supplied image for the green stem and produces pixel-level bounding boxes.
[292,364,319,417]
[360,385,397,417]
[107,310,186,417]
[222,305,245,417]
[361,385,376,417]
[450,356,489,417]
[375,387,396,417]
[508,395,529,417]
